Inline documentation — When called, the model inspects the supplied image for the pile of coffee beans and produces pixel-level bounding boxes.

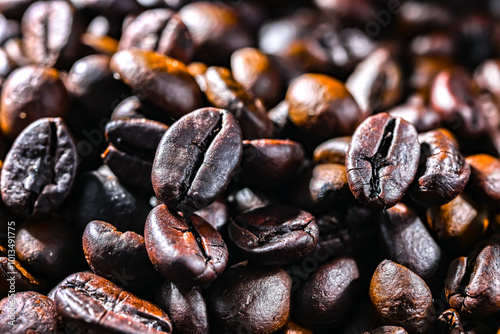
[0,0,500,333]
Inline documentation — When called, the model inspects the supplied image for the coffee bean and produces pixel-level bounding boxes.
[387,96,442,133]
[465,154,500,203]
[53,272,173,334]
[276,320,313,334]
[229,204,318,265]
[152,107,242,213]
[194,197,229,231]
[145,204,228,286]
[226,186,273,215]
[363,326,409,334]
[435,309,464,334]
[313,136,351,165]
[370,260,436,334]
[0,257,40,297]
[110,96,177,125]
[1,118,77,219]
[346,113,420,210]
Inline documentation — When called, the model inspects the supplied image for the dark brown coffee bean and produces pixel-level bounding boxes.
[363,326,409,334]
[203,66,274,139]
[226,186,273,215]
[103,118,168,193]
[240,139,305,190]
[110,49,203,119]
[378,203,441,279]
[229,205,318,265]
[209,264,292,334]
[313,136,351,165]
[435,309,464,334]
[286,73,363,140]
[445,237,500,317]
[194,197,229,231]
[22,1,85,68]
[346,113,420,209]
[1,118,77,219]
[155,281,209,334]
[0,291,61,334]
[370,260,436,334]
[152,107,242,213]
[411,128,470,206]
[387,96,442,133]
[230,47,283,108]
[119,9,194,64]
[83,220,162,294]
[0,257,40,297]
[0,66,68,140]
[53,272,173,334]
[276,320,313,334]
[110,96,177,125]
[145,204,228,286]
[409,57,455,99]
[465,154,500,203]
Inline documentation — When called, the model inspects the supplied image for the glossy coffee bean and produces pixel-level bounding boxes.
[445,237,500,317]
[103,118,168,193]
[346,113,420,210]
[22,0,84,68]
[119,9,194,64]
[226,186,273,215]
[155,281,209,334]
[230,47,283,108]
[110,95,176,125]
[0,66,68,140]
[0,257,40,297]
[313,136,351,165]
[378,203,441,279]
[387,96,442,133]
[209,264,292,334]
[363,326,408,334]
[240,139,305,190]
[53,272,173,334]
[229,205,318,265]
[0,291,61,334]
[294,257,360,328]
[145,204,228,286]
[152,107,242,213]
[83,220,162,294]
[435,309,464,334]
[465,154,500,203]
[110,49,203,119]
[194,197,229,231]
[411,128,470,206]
[286,73,363,140]
[1,118,77,219]
[370,260,436,334]
[203,66,274,139]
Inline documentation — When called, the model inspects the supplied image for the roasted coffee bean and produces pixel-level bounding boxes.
[53,272,173,334]
[276,320,313,334]
[70,165,152,233]
[15,218,78,279]
[110,96,177,125]
[0,66,68,140]
[370,260,436,334]
[22,1,85,68]
[286,73,363,141]
[0,48,17,89]
[229,205,318,265]
[178,2,252,64]
[346,47,403,115]
[313,136,351,165]
[110,49,203,119]
[209,264,292,334]
[230,47,283,108]
[119,9,194,64]
[3,37,30,67]
[0,257,40,297]
[83,220,162,294]
[194,197,229,231]
[155,281,209,334]
[363,326,409,334]
[294,257,359,328]
[411,128,470,206]
[378,203,441,279]
[474,59,500,102]
[346,113,420,210]
[465,154,500,203]
[145,204,228,286]
[387,96,442,133]
[103,118,168,193]
[435,309,464,334]
[427,195,488,253]
[1,118,77,219]
[203,66,274,139]
[152,107,242,213]
[226,186,273,215]
[240,139,305,190]
[0,291,61,334]
[445,236,500,317]
[409,56,455,99]
[71,0,142,18]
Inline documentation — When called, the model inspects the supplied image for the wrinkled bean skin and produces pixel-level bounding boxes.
[53,272,173,334]
[411,128,470,206]
[0,291,61,334]
[294,257,360,328]
[466,154,500,203]
[209,265,292,334]
[145,204,228,286]
[229,205,318,265]
[1,118,77,219]
[346,113,420,210]
[152,107,242,213]
[370,260,436,334]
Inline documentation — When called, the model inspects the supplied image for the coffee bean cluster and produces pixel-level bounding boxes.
[0,1,499,334]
